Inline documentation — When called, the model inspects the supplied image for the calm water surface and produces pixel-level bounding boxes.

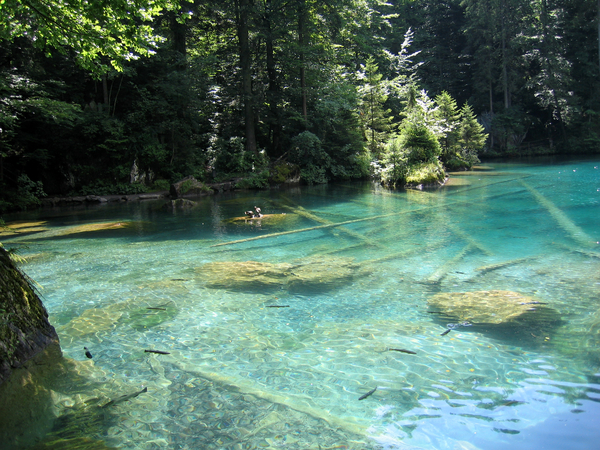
[3,158,600,450]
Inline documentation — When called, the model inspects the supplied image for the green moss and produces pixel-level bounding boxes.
[180,179,210,195]
[269,162,299,184]
[0,246,51,367]
[405,160,446,185]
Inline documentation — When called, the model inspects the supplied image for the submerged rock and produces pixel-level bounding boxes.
[125,304,179,331]
[287,257,360,293]
[196,261,293,292]
[60,305,126,338]
[195,257,367,294]
[60,299,179,340]
[427,290,561,327]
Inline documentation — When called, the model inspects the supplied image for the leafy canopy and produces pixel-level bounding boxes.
[0,0,183,74]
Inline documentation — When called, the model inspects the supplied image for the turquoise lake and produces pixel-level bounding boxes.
[2,158,600,450]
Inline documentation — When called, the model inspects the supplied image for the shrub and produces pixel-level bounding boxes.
[290,131,331,185]
[269,162,299,185]
[400,123,441,164]
[151,179,171,192]
[0,175,46,212]
[235,170,270,189]
[76,181,147,196]
[380,137,409,187]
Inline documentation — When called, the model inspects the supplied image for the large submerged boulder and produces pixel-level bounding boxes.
[427,289,561,328]
[195,257,367,294]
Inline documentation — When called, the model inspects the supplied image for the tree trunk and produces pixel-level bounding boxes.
[298,1,308,123]
[501,9,510,109]
[102,74,109,112]
[489,77,495,150]
[171,2,188,70]
[236,0,258,156]
[540,0,566,140]
[264,0,281,156]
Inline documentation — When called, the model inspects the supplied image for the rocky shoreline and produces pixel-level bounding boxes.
[40,179,240,208]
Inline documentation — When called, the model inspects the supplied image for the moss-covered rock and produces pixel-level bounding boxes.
[196,261,293,292]
[195,257,367,294]
[0,246,61,385]
[427,289,561,326]
[170,176,211,198]
[0,245,63,447]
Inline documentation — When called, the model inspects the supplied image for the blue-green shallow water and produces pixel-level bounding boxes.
[2,158,600,450]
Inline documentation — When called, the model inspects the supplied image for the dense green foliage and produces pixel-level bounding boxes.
[0,0,599,211]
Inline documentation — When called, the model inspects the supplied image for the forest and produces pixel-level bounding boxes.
[0,0,599,212]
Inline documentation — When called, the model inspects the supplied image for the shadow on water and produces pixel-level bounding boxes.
[428,306,566,350]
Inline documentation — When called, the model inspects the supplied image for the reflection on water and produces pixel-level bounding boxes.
[2,159,600,450]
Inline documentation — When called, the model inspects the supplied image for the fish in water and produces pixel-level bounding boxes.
[389,348,417,355]
[266,305,290,308]
[440,329,452,336]
[145,349,170,355]
[102,386,148,408]
[84,347,93,359]
[146,307,167,311]
[358,387,377,400]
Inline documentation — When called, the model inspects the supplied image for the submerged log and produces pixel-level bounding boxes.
[210,213,399,248]
[446,221,493,256]
[211,199,464,248]
[276,197,383,249]
[520,180,596,248]
[475,257,537,274]
[425,243,476,284]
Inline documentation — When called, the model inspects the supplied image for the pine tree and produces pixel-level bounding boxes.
[357,57,394,159]
[434,91,461,161]
[458,104,488,152]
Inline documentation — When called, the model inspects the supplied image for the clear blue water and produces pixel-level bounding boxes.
[3,158,600,450]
